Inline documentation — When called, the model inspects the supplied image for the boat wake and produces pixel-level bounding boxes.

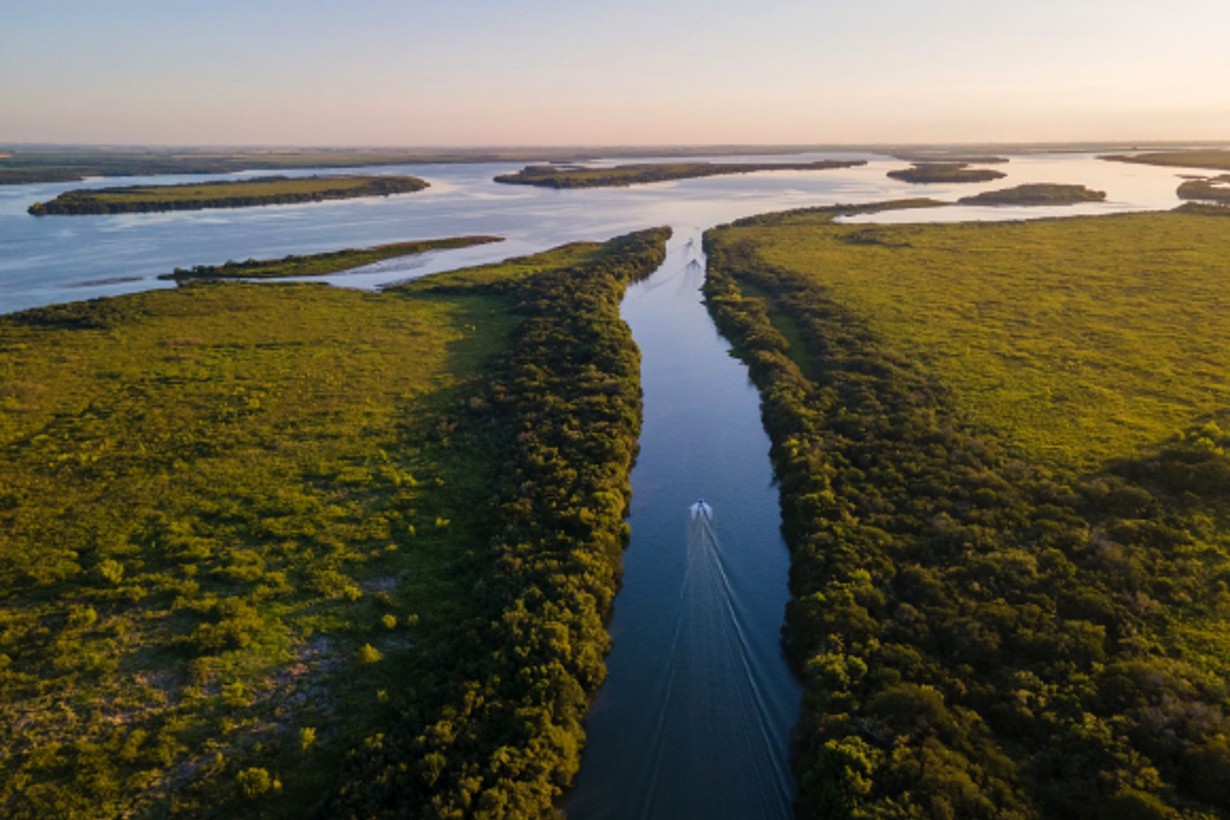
[625,501,794,818]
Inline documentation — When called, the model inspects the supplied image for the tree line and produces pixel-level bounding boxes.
[328,228,670,817]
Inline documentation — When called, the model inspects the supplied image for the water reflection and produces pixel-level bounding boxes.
[0,152,1190,314]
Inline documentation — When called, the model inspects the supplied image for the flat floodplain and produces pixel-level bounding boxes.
[0,229,667,817]
[0,280,513,816]
[742,209,1230,469]
[704,205,1230,818]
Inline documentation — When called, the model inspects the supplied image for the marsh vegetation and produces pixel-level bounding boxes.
[704,204,1230,818]
[0,229,668,817]
[1177,175,1230,204]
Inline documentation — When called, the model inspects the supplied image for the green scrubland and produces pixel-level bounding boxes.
[0,228,668,818]
[704,203,1230,819]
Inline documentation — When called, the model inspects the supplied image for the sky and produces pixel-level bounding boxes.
[2,0,1228,146]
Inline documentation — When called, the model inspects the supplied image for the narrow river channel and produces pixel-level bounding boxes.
[567,228,801,819]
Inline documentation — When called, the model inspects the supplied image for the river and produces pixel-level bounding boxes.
[0,151,1197,817]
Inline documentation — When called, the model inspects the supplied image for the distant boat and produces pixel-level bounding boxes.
[689,499,713,520]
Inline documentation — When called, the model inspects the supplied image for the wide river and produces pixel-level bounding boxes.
[0,151,1196,817]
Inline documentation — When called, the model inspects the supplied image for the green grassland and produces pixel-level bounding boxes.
[493,159,866,188]
[1102,150,1230,172]
[704,205,1230,818]
[736,208,1230,470]
[28,175,427,216]
[887,163,1008,184]
[0,228,668,817]
[162,236,504,281]
[957,183,1106,206]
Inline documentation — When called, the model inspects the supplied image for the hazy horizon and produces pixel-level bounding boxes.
[4,1,1228,146]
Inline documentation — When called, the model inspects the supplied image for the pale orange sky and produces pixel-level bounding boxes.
[2,0,1227,145]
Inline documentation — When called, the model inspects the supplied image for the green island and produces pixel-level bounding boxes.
[1101,150,1230,172]
[493,159,866,189]
[704,204,1230,818]
[1177,175,1230,204]
[161,236,504,281]
[887,163,1008,184]
[27,175,428,216]
[0,227,668,818]
[957,183,1107,206]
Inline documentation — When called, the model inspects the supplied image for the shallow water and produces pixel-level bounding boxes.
[0,152,1191,314]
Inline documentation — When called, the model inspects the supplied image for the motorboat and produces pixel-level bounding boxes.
[689,498,713,520]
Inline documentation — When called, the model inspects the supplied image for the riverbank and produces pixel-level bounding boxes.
[161,235,503,280]
[703,204,1230,818]
[0,228,668,817]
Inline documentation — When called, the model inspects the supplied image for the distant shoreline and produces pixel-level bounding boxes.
[494,160,866,189]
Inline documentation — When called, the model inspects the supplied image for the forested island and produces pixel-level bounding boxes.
[161,236,503,281]
[0,228,669,817]
[27,175,428,215]
[704,203,1230,818]
[1177,175,1230,204]
[493,159,866,188]
[1101,150,1230,171]
[887,163,1008,184]
[957,183,1107,206]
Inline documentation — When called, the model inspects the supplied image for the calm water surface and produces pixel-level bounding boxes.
[0,152,1194,818]
[0,152,1189,314]
[566,233,799,818]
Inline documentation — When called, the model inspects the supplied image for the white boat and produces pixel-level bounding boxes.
[689,498,713,520]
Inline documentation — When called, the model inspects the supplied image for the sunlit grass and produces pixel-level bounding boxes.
[0,272,514,815]
[737,209,1230,471]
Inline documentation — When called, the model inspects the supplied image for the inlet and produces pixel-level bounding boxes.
[568,229,801,818]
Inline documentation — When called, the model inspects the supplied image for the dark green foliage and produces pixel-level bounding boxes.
[27,175,428,215]
[0,229,668,818]
[887,163,1007,184]
[162,236,503,281]
[703,210,1230,818]
[328,228,669,818]
[493,160,866,188]
[958,183,1107,206]
[1177,176,1230,204]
